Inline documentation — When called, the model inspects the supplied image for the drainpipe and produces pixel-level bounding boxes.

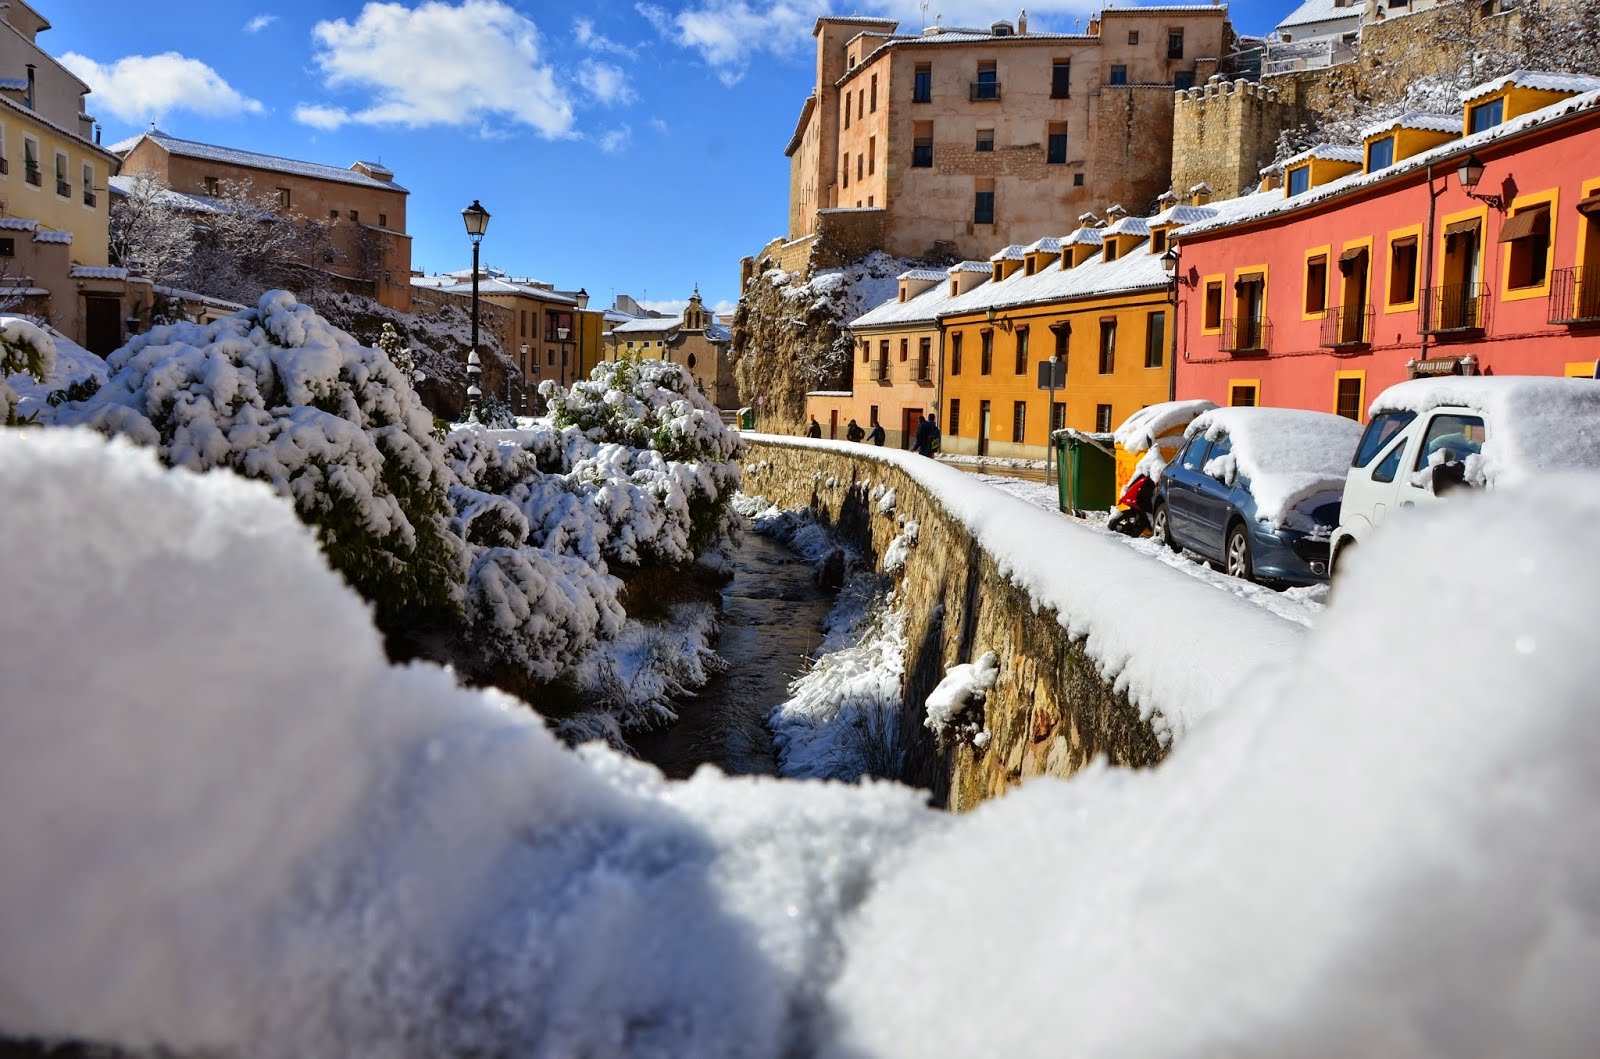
[934,323,945,450]
[1421,163,1437,362]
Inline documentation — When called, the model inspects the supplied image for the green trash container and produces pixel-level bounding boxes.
[738,407,755,430]
[1054,429,1117,515]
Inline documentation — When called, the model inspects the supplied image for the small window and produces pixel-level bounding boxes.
[974,190,995,225]
[975,60,998,101]
[276,187,291,209]
[870,73,878,112]
[350,209,359,224]
[1501,205,1552,289]
[1371,441,1406,484]
[0,237,13,257]
[1335,376,1364,421]
[868,136,876,175]
[1173,70,1196,90]
[857,154,864,181]
[23,137,40,186]
[1180,436,1211,471]
[1388,237,1418,304]
[1096,404,1114,432]
[914,63,932,103]
[844,96,851,129]
[899,337,908,362]
[329,209,340,220]
[1014,326,1029,375]
[980,329,994,374]
[1468,97,1503,133]
[82,162,95,206]
[1305,254,1328,314]
[1051,59,1071,99]
[1073,173,1084,187]
[861,339,871,361]
[1144,310,1165,368]
[1052,323,1070,367]
[1046,122,1068,165]
[1152,230,1168,254]
[949,398,961,436]
[842,153,850,188]
[1230,383,1257,407]
[1098,320,1116,373]
[54,150,68,196]
[378,212,387,228]
[1204,280,1224,330]
[1012,401,1027,443]
[950,332,963,375]
[1128,30,1140,44]
[1414,414,1486,470]
[1367,135,1395,172]
[858,89,865,120]
[204,176,218,196]
[1168,29,1185,59]
[1051,402,1066,431]
[1109,65,1128,86]
[976,128,994,152]
[912,122,933,168]
[1287,166,1311,196]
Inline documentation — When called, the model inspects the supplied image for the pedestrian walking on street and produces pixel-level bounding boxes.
[869,419,886,446]
[806,415,822,439]
[914,412,940,457]
[846,418,865,443]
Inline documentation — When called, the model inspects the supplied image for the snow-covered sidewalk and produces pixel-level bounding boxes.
[957,469,1327,629]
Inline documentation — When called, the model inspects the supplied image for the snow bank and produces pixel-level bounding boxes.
[1187,407,1363,529]
[745,434,1305,738]
[923,651,999,746]
[7,430,1600,1056]
[1370,375,1600,487]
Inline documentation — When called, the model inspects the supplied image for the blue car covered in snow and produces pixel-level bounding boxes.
[1150,408,1363,587]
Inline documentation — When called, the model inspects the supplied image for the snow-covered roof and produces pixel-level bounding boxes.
[949,260,994,273]
[410,274,577,304]
[111,129,408,193]
[611,315,680,334]
[1175,87,1600,239]
[1186,407,1364,528]
[1150,203,1219,227]
[107,174,231,215]
[1063,227,1105,246]
[836,28,1100,86]
[899,268,948,282]
[1275,0,1359,32]
[850,268,963,329]
[1024,236,1062,254]
[1369,376,1600,487]
[32,229,70,244]
[1279,143,1364,168]
[1357,111,1461,140]
[0,217,36,231]
[989,244,1028,262]
[0,77,28,91]
[1462,71,1600,104]
[941,235,1168,316]
[1102,216,1151,238]
[69,265,127,281]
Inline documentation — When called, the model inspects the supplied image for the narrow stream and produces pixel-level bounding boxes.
[630,530,836,779]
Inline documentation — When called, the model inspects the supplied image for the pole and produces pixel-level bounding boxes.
[470,240,480,363]
[1046,355,1059,487]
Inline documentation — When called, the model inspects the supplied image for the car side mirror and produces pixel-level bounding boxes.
[1430,458,1468,496]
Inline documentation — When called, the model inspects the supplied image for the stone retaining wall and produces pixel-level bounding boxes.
[743,438,1170,811]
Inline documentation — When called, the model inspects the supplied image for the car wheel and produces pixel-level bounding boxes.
[1330,540,1355,595]
[1151,501,1176,551]
[1225,523,1254,582]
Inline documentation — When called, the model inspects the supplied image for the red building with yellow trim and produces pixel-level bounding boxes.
[1171,70,1600,421]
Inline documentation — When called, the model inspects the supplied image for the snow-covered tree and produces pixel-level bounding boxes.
[374,321,415,376]
[0,317,55,424]
[108,173,195,288]
[51,290,465,628]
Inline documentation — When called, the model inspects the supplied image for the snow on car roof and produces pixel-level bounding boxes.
[1369,376,1600,486]
[1187,407,1363,527]
[1115,400,1219,453]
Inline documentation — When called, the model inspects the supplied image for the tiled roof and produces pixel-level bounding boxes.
[1279,143,1364,167]
[0,77,27,90]
[0,218,36,231]
[111,129,408,193]
[1150,203,1219,226]
[1102,216,1152,238]
[1358,111,1461,139]
[611,315,680,333]
[948,259,995,273]
[942,237,1169,316]
[899,268,948,281]
[1174,85,1600,238]
[70,265,129,280]
[32,230,71,244]
[107,175,229,214]
[410,274,577,303]
[1275,0,1357,31]
[1024,236,1062,254]
[1463,70,1600,103]
[850,268,963,329]
[989,244,1028,262]
[1063,227,1105,246]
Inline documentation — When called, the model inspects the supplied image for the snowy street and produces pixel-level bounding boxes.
[953,466,1328,628]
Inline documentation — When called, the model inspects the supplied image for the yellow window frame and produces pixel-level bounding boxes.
[1302,244,1332,321]
[1566,361,1598,378]
[1384,223,1424,313]
[1199,273,1226,335]
[1434,204,1490,288]
[1227,377,1261,407]
[1500,186,1560,303]
[1333,369,1366,423]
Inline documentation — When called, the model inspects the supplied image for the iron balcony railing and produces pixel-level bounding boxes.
[55,179,70,197]
[82,190,96,207]
[24,164,40,186]
[911,359,933,383]
[1220,316,1272,354]
[869,360,890,383]
[1421,283,1489,334]
[1320,304,1373,348]
[1549,266,1600,325]
[969,80,1002,101]
[0,157,8,174]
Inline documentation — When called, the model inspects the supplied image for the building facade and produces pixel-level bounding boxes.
[786,7,1231,261]
[115,130,413,312]
[606,289,735,407]
[1171,70,1600,419]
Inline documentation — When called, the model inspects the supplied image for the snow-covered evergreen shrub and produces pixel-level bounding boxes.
[0,318,55,424]
[53,290,465,626]
[374,321,414,376]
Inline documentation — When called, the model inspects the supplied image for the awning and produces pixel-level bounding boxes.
[1048,321,1072,333]
[1498,206,1550,242]
[1444,218,1481,238]
[1389,234,1418,250]
[1338,246,1369,264]
[1576,192,1600,216]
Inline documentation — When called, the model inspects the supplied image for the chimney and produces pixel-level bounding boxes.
[1188,181,1213,206]
[24,63,34,110]
[1017,8,1028,33]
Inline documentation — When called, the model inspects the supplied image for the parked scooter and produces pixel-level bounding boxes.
[1108,474,1155,537]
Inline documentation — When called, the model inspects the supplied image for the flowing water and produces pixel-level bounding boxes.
[630,531,835,779]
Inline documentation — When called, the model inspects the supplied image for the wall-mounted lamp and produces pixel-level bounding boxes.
[1456,154,1506,211]
[1161,246,1193,287]
[1460,352,1479,376]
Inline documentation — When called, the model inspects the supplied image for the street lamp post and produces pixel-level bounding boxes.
[575,287,589,386]
[461,199,491,419]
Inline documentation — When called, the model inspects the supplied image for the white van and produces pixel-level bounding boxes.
[1330,375,1600,576]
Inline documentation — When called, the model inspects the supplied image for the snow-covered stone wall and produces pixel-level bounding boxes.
[742,435,1304,810]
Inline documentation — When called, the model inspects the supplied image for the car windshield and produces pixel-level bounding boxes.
[1353,411,1415,468]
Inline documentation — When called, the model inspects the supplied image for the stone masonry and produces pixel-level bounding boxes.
[742,437,1168,811]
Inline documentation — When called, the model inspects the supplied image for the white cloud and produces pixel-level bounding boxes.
[638,298,688,316]
[578,60,636,106]
[243,13,277,33]
[61,52,264,124]
[712,299,738,317]
[298,0,573,137]
[597,126,633,154]
[636,1,1100,84]
[574,16,636,58]
[293,103,350,131]
[649,117,670,134]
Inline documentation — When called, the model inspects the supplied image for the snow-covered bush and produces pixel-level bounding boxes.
[463,545,624,683]
[52,290,465,627]
[924,652,999,751]
[0,317,56,424]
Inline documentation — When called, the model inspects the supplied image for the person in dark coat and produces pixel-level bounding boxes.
[913,413,940,457]
[868,419,886,446]
[806,415,822,438]
[846,418,865,443]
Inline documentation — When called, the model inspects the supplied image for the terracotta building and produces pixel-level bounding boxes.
[1170,70,1600,419]
[0,0,136,353]
[605,288,736,406]
[114,129,414,312]
[786,5,1231,261]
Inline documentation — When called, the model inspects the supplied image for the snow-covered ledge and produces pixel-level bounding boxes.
[741,433,1304,809]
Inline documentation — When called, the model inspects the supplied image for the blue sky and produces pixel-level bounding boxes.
[46,0,1285,318]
